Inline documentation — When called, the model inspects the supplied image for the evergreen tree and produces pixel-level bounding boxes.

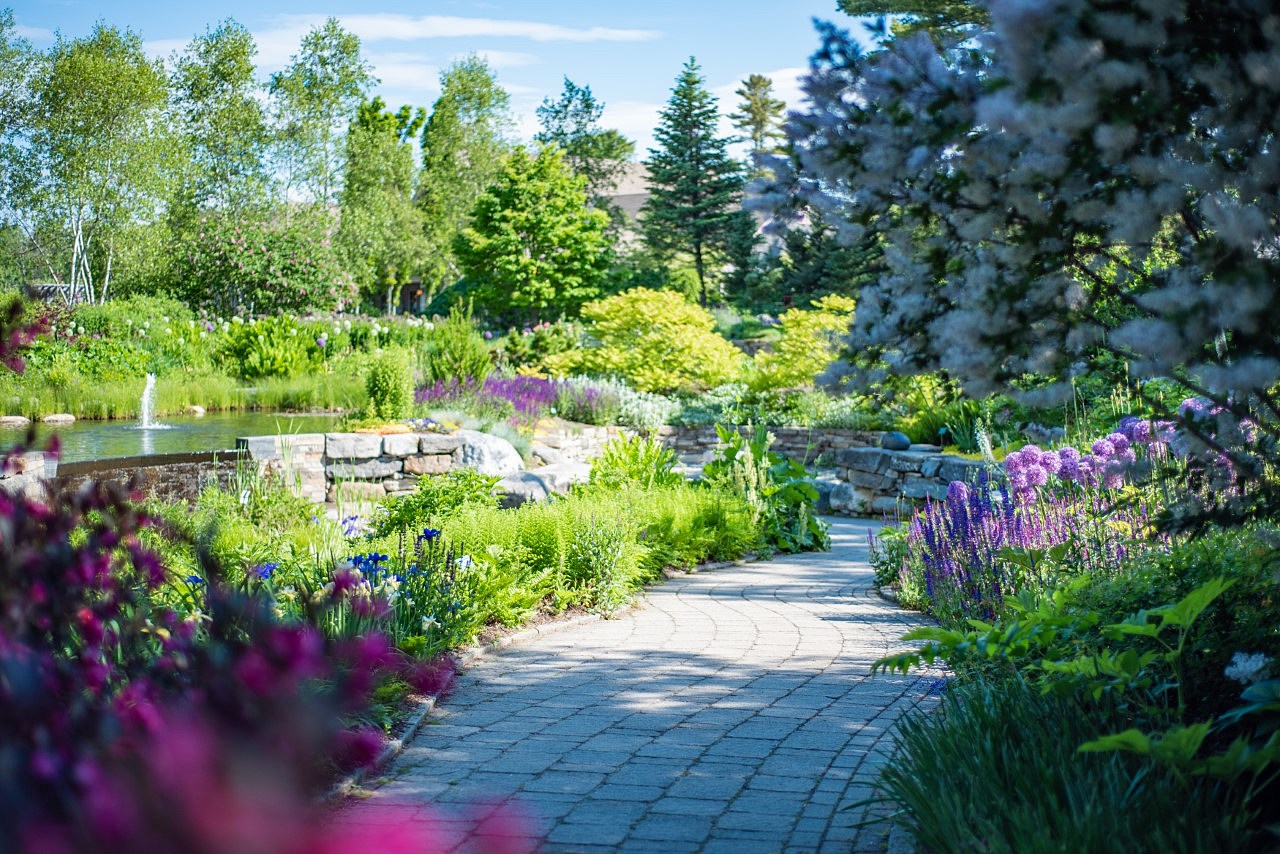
[728,74,787,168]
[641,57,750,308]
[456,146,612,325]
[838,0,989,42]
[418,55,513,299]
[771,209,884,307]
[535,77,634,229]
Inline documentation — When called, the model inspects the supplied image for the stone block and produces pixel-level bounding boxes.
[497,470,552,508]
[325,433,382,460]
[871,496,905,515]
[938,457,986,484]
[382,433,420,457]
[418,433,465,454]
[453,429,524,476]
[849,469,891,490]
[328,457,402,479]
[920,458,942,478]
[834,447,882,470]
[404,454,452,476]
[890,452,934,473]
[237,435,280,459]
[901,477,949,500]
[279,433,325,456]
[382,475,418,494]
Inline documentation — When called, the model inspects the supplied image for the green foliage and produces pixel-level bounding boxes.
[364,348,412,421]
[534,76,635,229]
[703,424,829,554]
[587,434,684,492]
[169,19,272,218]
[879,676,1252,853]
[839,0,991,43]
[550,287,744,393]
[642,57,752,307]
[267,17,373,206]
[18,22,175,303]
[371,469,500,545]
[338,97,428,305]
[728,73,786,166]
[744,209,885,311]
[494,320,580,372]
[420,303,493,385]
[456,145,612,324]
[175,210,356,315]
[418,54,513,298]
[216,315,322,380]
[748,294,856,391]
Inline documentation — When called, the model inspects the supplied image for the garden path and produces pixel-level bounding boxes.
[331,517,944,853]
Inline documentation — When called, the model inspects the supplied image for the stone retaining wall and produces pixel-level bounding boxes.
[655,425,882,465]
[236,430,522,504]
[830,446,987,516]
[4,424,995,518]
[55,452,244,504]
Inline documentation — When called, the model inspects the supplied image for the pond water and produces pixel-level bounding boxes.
[4,412,344,464]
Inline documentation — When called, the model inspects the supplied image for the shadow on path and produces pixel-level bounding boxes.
[332,517,944,853]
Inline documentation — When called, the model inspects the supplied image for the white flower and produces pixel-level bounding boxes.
[1224,652,1272,686]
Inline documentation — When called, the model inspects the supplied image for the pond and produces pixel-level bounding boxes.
[3,412,344,464]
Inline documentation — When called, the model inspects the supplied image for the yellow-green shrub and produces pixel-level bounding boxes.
[748,294,855,391]
[547,287,744,393]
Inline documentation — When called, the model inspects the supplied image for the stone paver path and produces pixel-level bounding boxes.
[333,517,944,852]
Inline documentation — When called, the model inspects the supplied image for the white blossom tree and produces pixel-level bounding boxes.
[776,0,1280,525]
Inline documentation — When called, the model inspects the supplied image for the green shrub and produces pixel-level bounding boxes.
[549,287,745,393]
[217,315,322,380]
[364,349,413,421]
[421,303,493,385]
[587,435,684,492]
[494,320,580,371]
[703,424,829,555]
[747,294,856,391]
[879,676,1252,853]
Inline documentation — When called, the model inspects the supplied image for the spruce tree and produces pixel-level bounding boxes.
[641,57,749,308]
[728,74,786,168]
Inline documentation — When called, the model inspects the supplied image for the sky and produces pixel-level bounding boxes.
[8,1,878,156]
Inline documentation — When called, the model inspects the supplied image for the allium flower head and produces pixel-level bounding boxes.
[1091,438,1116,458]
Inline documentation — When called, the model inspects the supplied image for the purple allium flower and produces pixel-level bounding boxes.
[1091,438,1116,458]
[1025,464,1048,487]
[483,331,493,340]
[1180,397,1210,418]
[1038,449,1062,476]
[946,481,969,504]
[1107,432,1130,453]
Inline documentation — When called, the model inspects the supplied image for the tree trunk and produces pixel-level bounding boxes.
[694,242,707,308]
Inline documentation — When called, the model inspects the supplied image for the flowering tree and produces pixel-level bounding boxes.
[777,0,1280,526]
[176,210,355,315]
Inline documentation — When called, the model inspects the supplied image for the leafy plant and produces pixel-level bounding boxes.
[363,348,413,421]
[217,315,322,380]
[587,434,684,492]
[702,423,829,554]
[420,302,493,387]
[549,287,745,393]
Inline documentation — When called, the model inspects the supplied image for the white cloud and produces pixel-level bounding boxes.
[276,13,659,44]
[452,49,539,69]
[14,24,54,42]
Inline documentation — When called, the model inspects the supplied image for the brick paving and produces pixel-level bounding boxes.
[332,517,944,852]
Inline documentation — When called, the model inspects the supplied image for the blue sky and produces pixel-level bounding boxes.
[9,1,876,155]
